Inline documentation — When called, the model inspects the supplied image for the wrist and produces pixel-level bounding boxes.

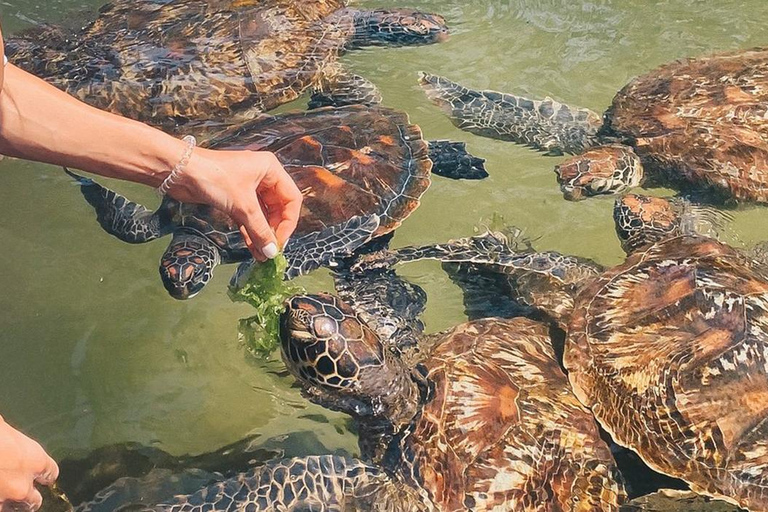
[161,147,227,205]
[157,135,197,196]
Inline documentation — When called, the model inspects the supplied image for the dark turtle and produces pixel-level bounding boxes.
[67,105,486,299]
[7,0,448,133]
[98,262,625,511]
[419,47,768,203]
[353,194,768,511]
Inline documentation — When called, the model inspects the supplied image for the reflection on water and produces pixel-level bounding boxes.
[1,0,768,506]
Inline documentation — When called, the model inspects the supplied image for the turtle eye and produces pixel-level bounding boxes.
[313,316,337,338]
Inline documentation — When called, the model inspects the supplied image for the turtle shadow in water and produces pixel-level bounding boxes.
[39,431,347,512]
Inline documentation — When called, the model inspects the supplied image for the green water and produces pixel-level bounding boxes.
[1,0,768,481]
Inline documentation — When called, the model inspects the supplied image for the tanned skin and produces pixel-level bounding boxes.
[0,24,303,510]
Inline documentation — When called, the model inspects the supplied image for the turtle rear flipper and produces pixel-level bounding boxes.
[419,73,602,155]
[309,70,383,109]
[283,214,382,279]
[427,140,488,180]
[65,168,165,243]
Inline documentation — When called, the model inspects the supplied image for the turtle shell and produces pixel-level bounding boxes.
[167,105,431,261]
[565,236,768,510]
[10,0,349,130]
[395,317,625,511]
[604,48,768,202]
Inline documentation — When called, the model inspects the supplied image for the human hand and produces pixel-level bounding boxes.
[0,417,59,511]
[169,148,303,261]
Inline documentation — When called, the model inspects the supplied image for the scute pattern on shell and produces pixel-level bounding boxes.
[605,48,768,202]
[9,0,351,131]
[146,105,430,265]
[211,105,432,240]
[565,236,768,511]
[395,318,626,511]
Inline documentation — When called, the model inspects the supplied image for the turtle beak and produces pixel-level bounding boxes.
[561,185,586,201]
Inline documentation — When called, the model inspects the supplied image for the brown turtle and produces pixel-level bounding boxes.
[7,0,449,133]
[66,105,486,299]
[105,264,625,511]
[419,47,768,203]
[353,193,768,511]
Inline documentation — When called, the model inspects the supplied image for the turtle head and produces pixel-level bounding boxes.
[613,194,683,254]
[351,9,449,47]
[159,232,221,300]
[280,294,421,428]
[555,145,644,201]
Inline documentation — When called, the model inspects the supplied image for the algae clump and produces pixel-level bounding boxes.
[228,254,302,357]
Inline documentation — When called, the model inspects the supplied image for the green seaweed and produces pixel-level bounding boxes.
[228,255,303,357]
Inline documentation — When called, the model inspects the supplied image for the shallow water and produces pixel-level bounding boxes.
[1,0,768,491]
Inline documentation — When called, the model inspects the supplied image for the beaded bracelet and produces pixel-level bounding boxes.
[158,135,197,196]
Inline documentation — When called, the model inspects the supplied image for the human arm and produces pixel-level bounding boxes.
[0,30,302,259]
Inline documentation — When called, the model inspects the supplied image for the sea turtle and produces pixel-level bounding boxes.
[350,193,768,511]
[93,263,625,511]
[7,0,449,133]
[66,105,486,299]
[418,47,768,203]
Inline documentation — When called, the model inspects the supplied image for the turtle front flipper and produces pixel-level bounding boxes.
[309,68,383,109]
[351,231,603,326]
[65,169,167,244]
[333,267,427,355]
[228,215,381,291]
[283,214,382,279]
[141,456,425,512]
[419,73,603,155]
[427,140,488,180]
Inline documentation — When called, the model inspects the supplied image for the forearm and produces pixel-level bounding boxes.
[0,63,186,187]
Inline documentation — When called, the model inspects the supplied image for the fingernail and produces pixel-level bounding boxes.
[262,243,278,259]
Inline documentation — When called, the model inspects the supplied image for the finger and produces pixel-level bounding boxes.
[262,197,300,250]
[27,438,59,486]
[238,226,264,262]
[34,456,59,486]
[234,198,278,260]
[258,173,303,248]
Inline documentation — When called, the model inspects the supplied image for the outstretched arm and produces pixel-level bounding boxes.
[0,22,302,510]
[0,29,302,260]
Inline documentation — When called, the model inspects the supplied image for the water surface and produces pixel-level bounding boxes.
[1,0,767,478]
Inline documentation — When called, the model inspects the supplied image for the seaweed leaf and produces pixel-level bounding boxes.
[228,255,303,357]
